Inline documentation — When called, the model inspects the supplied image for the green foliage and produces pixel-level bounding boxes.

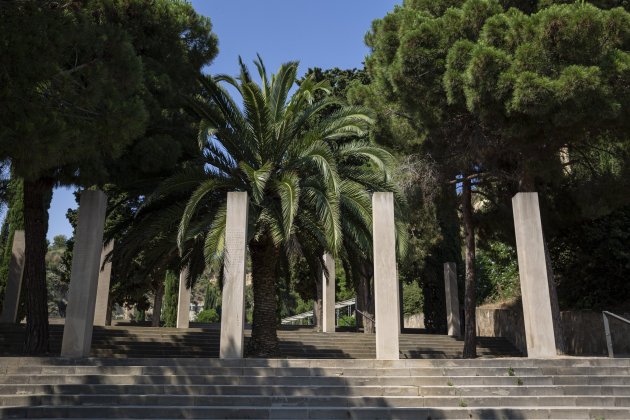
[551,206,630,310]
[365,0,630,324]
[443,2,630,185]
[134,309,145,322]
[0,1,146,183]
[145,57,405,354]
[203,281,221,312]
[402,280,424,316]
[195,308,220,323]
[476,241,520,304]
[162,271,178,327]
[338,315,356,327]
[0,176,23,316]
[46,235,69,317]
[0,0,218,185]
[335,260,355,302]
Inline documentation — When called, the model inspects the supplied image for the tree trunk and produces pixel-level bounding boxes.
[152,280,164,328]
[23,178,53,354]
[105,299,113,326]
[462,177,477,359]
[358,263,375,334]
[247,236,279,357]
[314,278,322,330]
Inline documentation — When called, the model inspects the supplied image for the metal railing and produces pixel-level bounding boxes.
[355,308,375,324]
[602,311,630,358]
[281,298,356,325]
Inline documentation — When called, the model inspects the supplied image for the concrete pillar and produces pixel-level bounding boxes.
[220,192,249,359]
[444,262,461,337]
[0,230,26,323]
[61,190,107,357]
[93,241,113,326]
[322,253,336,333]
[372,192,400,360]
[176,267,191,329]
[512,192,559,358]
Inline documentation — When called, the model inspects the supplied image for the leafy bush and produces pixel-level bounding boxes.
[195,308,220,323]
[402,281,424,315]
[476,241,520,304]
[551,206,630,310]
[338,315,355,327]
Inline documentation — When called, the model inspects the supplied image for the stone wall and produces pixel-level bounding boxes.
[476,307,527,354]
[404,313,425,329]
[477,306,630,356]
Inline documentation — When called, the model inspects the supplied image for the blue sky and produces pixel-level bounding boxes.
[41,0,400,240]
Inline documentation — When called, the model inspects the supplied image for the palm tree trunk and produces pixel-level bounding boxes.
[247,236,279,357]
[23,177,53,354]
[462,177,477,359]
[314,279,322,330]
[358,263,375,334]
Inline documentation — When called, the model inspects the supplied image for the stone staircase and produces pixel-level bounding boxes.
[0,357,629,418]
[0,325,520,358]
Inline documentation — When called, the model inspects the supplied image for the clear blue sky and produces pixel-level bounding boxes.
[42,0,400,240]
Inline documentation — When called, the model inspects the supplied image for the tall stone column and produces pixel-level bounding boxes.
[322,253,336,333]
[372,192,400,360]
[0,230,26,323]
[61,190,107,358]
[444,262,461,337]
[93,241,113,326]
[220,192,249,359]
[176,267,191,329]
[512,192,561,357]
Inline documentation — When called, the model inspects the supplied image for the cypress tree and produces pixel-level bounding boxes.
[162,271,178,328]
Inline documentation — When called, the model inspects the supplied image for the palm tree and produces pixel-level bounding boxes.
[147,57,403,356]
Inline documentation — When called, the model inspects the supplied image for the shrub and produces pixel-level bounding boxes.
[338,315,355,327]
[195,308,220,323]
[402,281,424,315]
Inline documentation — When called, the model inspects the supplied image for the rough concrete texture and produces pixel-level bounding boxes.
[176,267,191,329]
[220,192,249,359]
[444,262,461,337]
[372,192,400,360]
[322,253,336,333]
[0,231,25,323]
[93,241,114,327]
[403,313,425,329]
[512,192,560,358]
[61,190,108,357]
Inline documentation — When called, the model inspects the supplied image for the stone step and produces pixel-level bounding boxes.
[0,356,628,419]
[2,356,629,368]
[0,374,557,386]
[0,335,512,344]
[1,383,629,397]
[2,394,630,407]
[7,363,629,376]
[2,406,630,419]
[0,365,549,376]
[0,326,521,359]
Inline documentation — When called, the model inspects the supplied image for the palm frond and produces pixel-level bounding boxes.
[275,172,301,239]
[239,161,273,204]
[178,179,224,250]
